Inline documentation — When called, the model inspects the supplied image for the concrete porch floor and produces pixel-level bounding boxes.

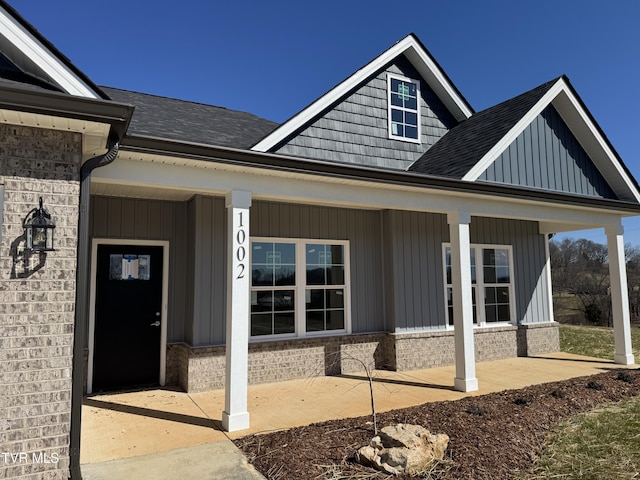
[80,352,636,479]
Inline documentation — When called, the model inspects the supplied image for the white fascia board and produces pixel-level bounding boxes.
[0,7,99,98]
[463,77,640,203]
[251,35,472,152]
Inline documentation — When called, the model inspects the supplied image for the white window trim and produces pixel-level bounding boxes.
[442,243,517,328]
[387,73,421,144]
[249,237,351,341]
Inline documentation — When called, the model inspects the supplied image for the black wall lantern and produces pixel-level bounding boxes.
[23,197,55,252]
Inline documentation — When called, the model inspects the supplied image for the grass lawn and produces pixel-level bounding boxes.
[524,396,640,479]
[559,323,640,360]
[523,323,640,478]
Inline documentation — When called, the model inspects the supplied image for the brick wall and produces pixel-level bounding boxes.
[391,323,559,371]
[166,325,560,393]
[167,333,390,393]
[474,326,519,361]
[186,345,225,392]
[0,125,82,479]
[392,330,456,371]
[517,323,561,356]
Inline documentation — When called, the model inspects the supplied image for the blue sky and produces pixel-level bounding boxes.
[12,1,640,246]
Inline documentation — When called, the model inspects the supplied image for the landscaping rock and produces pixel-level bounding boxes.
[355,424,449,475]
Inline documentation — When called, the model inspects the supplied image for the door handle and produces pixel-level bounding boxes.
[150,321,160,327]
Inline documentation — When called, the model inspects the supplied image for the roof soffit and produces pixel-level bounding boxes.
[0,2,102,98]
[0,82,134,158]
[251,34,474,152]
[463,77,640,203]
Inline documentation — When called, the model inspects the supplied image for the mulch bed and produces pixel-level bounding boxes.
[234,368,640,479]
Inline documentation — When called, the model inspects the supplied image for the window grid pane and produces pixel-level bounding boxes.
[305,243,345,333]
[389,76,419,141]
[251,289,295,336]
[482,248,511,324]
[252,242,296,287]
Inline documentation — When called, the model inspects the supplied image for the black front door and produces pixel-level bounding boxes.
[93,244,163,391]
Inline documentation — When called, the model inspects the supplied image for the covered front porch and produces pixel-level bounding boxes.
[85,144,640,433]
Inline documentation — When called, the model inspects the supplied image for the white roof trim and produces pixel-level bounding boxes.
[252,35,473,152]
[0,6,99,98]
[463,77,640,203]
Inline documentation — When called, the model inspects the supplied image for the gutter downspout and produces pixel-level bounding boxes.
[69,140,120,480]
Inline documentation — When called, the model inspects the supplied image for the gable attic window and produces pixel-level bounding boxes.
[387,74,421,143]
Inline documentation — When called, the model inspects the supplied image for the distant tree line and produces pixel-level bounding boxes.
[549,238,640,326]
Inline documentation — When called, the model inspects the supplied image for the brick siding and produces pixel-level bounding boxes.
[517,322,561,356]
[165,325,560,393]
[0,125,82,479]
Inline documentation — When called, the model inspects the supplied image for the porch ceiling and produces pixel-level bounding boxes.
[90,182,196,202]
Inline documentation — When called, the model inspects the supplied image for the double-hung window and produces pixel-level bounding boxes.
[387,74,420,142]
[443,244,515,327]
[251,238,349,339]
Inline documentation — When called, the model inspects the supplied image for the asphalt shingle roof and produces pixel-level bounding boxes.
[408,77,560,178]
[101,87,279,149]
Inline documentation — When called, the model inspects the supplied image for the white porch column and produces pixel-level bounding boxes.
[543,233,555,323]
[222,190,252,431]
[606,223,635,365]
[448,211,479,392]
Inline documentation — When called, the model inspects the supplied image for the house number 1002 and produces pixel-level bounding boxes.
[236,211,246,279]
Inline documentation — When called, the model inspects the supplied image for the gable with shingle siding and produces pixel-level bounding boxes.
[271,55,457,170]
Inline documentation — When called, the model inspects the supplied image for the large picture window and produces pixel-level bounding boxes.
[444,244,515,327]
[251,238,349,338]
[387,74,420,142]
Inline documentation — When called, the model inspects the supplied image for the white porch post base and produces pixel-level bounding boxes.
[454,377,479,392]
[448,211,478,393]
[222,411,250,432]
[614,353,635,365]
[606,224,635,366]
[222,190,252,432]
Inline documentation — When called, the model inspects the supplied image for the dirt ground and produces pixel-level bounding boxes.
[235,368,640,479]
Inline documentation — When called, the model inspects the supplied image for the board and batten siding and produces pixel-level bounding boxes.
[273,55,456,170]
[479,105,616,199]
[384,211,551,331]
[383,210,448,331]
[89,195,190,344]
[188,195,227,346]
